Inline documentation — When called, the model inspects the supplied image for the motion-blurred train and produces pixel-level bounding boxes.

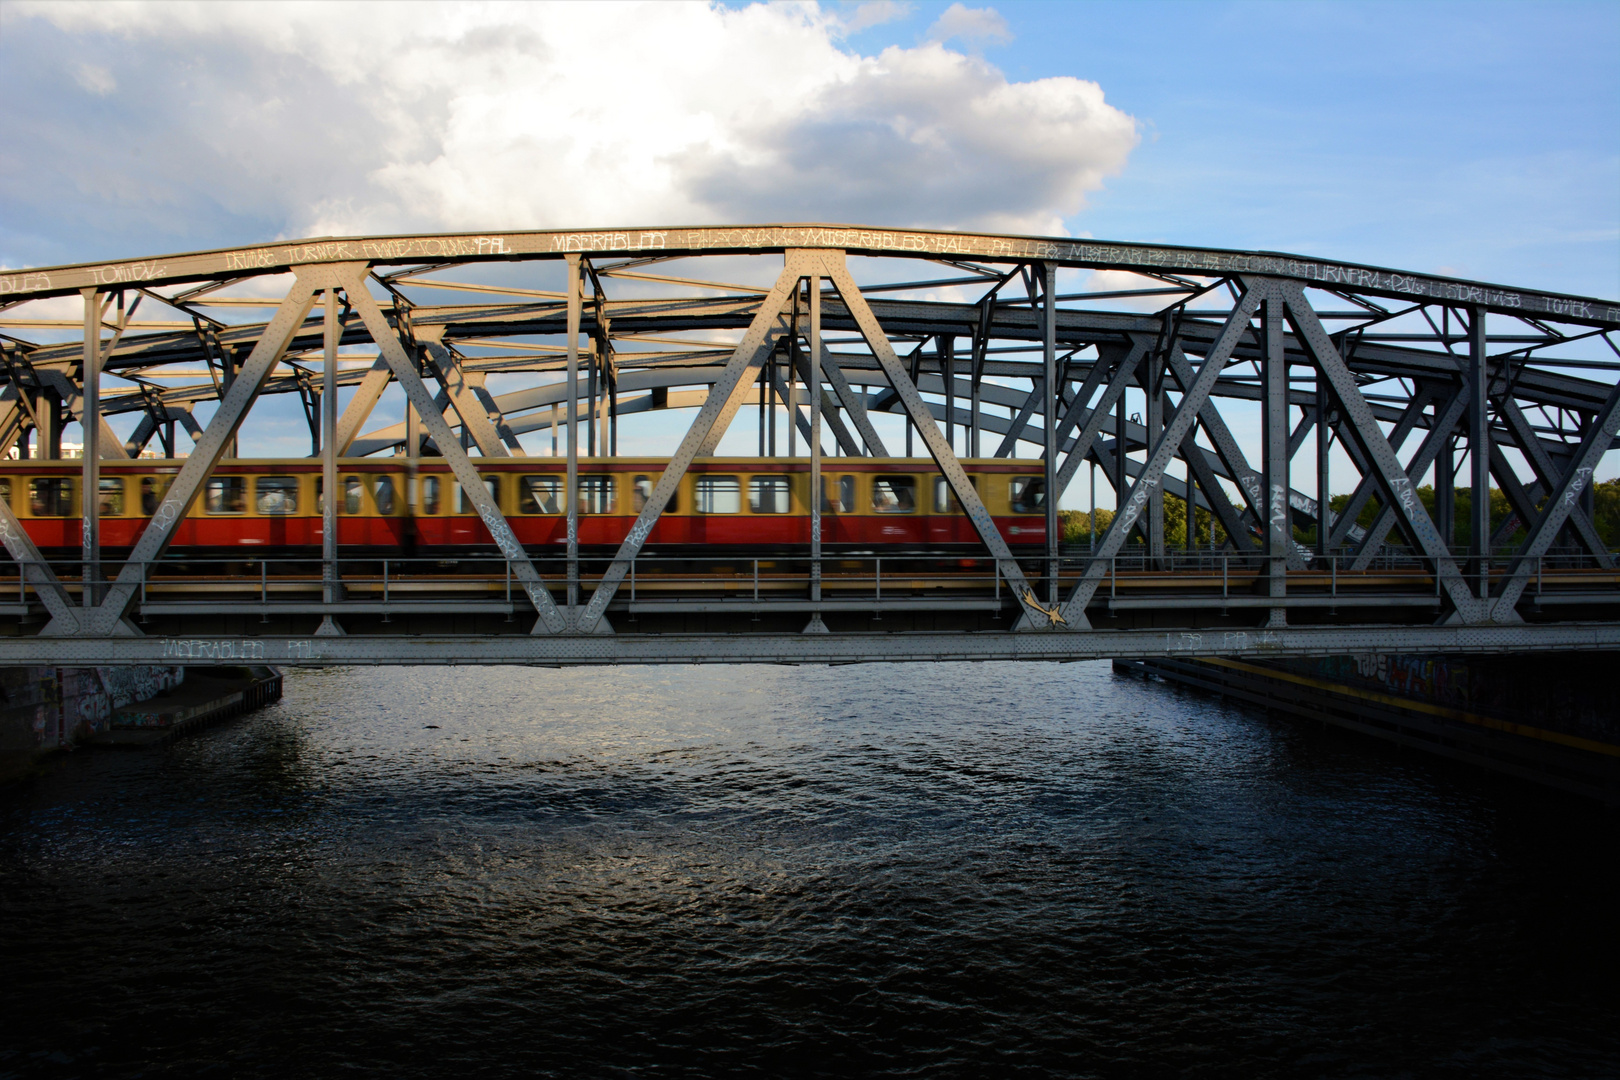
[0,458,1048,556]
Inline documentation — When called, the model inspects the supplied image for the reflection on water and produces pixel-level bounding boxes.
[1,662,1616,1077]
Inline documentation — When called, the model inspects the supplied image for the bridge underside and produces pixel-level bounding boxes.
[0,225,1615,665]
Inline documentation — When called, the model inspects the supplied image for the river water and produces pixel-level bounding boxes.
[1,661,1616,1078]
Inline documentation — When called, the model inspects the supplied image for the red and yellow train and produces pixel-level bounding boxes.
[0,457,1048,555]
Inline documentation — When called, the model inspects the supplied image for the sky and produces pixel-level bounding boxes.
[1,0,1616,496]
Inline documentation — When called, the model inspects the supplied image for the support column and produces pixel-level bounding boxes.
[1316,373,1330,560]
[786,336,798,458]
[942,337,955,454]
[1043,262,1058,602]
[806,275,826,633]
[566,254,581,614]
[40,390,60,459]
[80,288,101,608]
[1113,379,1128,532]
[1262,288,1289,625]
[586,341,598,458]
[1143,345,1164,562]
[767,347,778,457]
[321,289,341,623]
[1469,307,1490,597]
[1436,435,1456,550]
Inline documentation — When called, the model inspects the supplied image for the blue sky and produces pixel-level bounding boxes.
[0,0,1615,492]
[838,0,1619,300]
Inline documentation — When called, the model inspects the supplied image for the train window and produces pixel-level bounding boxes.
[29,478,73,517]
[372,476,396,515]
[256,476,298,515]
[28,479,64,515]
[695,476,740,514]
[749,475,790,514]
[139,476,173,515]
[420,476,441,515]
[632,475,677,514]
[579,475,616,514]
[821,475,855,514]
[519,476,562,514]
[871,475,917,514]
[1010,477,1045,514]
[0,478,9,510]
[932,475,977,513]
[344,476,363,514]
[205,476,247,514]
[452,477,500,514]
[98,478,125,517]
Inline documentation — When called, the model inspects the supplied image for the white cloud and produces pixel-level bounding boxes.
[10,1,1136,242]
[926,3,1012,47]
[71,62,115,96]
[839,1,912,35]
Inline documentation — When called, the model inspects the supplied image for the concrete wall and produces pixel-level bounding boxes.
[0,665,184,779]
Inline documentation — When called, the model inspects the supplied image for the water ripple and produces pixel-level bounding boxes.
[1,661,1616,1078]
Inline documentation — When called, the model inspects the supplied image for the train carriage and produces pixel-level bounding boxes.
[0,457,1048,558]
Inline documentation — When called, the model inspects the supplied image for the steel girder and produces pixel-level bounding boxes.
[0,225,1615,660]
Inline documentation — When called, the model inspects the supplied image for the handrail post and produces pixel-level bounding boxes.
[383,558,389,605]
[752,558,759,602]
[261,560,267,605]
[875,556,881,603]
[1330,553,1337,598]
[631,557,637,602]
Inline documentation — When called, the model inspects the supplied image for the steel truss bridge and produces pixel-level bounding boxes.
[0,225,1616,666]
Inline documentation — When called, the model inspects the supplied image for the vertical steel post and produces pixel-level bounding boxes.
[586,341,597,458]
[1316,371,1330,559]
[786,338,798,458]
[1262,288,1289,624]
[970,351,982,458]
[1043,262,1058,602]
[758,361,766,457]
[80,288,101,607]
[566,254,581,613]
[1185,472,1196,553]
[1144,345,1164,562]
[1436,434,1455,550]
[1114,383,1128,523]
[767,348,778,457]
[1469,306,1490,597]
[810,275,822,605]
[1089,461,1097,555]
[943,336,955,454]
[322,289,339,608]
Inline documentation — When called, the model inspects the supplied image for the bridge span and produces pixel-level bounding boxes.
[0,225,1615,666]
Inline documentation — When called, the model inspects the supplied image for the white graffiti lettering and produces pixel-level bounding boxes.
[161,638,266,661]
[88,260,167,286]
[0,271,53,294]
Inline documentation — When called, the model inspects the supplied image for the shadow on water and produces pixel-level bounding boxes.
[1,661,1615,1078]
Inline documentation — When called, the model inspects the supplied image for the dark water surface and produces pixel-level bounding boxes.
[1,662,1616,1078]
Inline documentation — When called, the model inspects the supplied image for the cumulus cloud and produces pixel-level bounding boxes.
[838,1,913,35]
[926,3,1012,47]
[5,1,1137,251]
[71,62,115,96]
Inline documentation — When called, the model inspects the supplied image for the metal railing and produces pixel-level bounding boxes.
[0,544,1614,619]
